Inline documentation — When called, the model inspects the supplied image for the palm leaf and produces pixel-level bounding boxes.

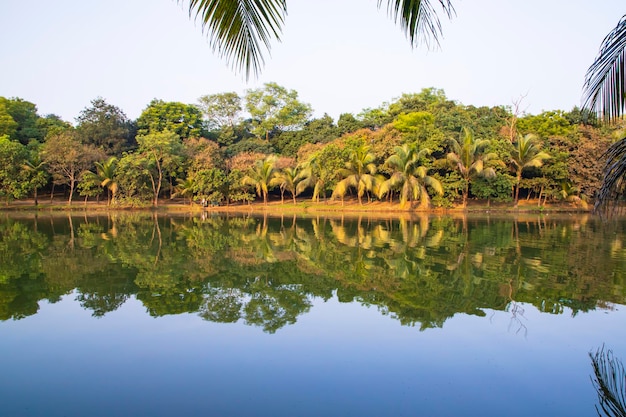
[380,0,455,48]
[583,14,626,122]
[184,0,287,79]
[183,0,454,79]
[595,136,626,214]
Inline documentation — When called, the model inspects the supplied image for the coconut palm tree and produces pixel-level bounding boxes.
[332,144,380,205]
[446,127,500,207]
[379,144,443,208]
[182,0,455,78]
[274,166,306,204]
[94,156,119,205]
[174,176,196,206]
[242,155,280,204]
[509,134,550,205]
[22,153,48,206]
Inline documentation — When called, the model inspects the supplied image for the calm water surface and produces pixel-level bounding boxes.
[1,212,626,417]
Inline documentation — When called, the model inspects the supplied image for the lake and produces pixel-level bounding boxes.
[1,212,625,417]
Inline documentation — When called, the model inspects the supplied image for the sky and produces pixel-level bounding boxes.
[0,0,623,124]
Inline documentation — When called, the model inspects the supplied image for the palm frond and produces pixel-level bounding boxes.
[595,136,626,214]
[184,0,287,79]
[583,14,626,123]
[380,0,455,48]
[590,345,626,417]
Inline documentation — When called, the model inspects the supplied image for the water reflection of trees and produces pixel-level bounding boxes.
[0,213,625,332]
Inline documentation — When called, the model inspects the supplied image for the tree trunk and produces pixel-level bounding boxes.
[68,178,75,205]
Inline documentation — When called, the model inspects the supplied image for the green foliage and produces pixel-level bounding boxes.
[0,97,44,144]
[225,137,275,157]
[245,82,313,140]
[42,130,105,204]
[0,135,30,202]
[76,97,135,156]
[471,173,515,202]
[192,167,229,202]
[242,155,280,204]
[136,99,205,139]
[197,92,242,130]
[136,130,184,206]
[337,113,365,135]
[517,110,576,138]
[380,144,443,208]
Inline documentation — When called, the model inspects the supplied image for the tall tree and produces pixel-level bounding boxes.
[136,130,184,207]
[245,82,312,141]
[136,99,205,139]
[181,0,455,78]
[76,97,135,155]
[0,97,44,144]
[197,92,242,130]
[42,130,104,204]
[0,135,30,203]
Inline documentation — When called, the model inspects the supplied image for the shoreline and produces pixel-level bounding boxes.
[0,197,592,217]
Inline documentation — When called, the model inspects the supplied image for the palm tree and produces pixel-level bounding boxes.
[275,166,306,204]
[379,144,443,208]
[94,157,119,205]
[509,134,550,205]
[582,15,626,213]
[22,153,48,206]
[182,0,455,79]
[242,155,280,205]
[446,127,500,207]
[174,176,196,206]
[332,144,379,205]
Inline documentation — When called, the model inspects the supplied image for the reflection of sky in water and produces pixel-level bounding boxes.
[2,294,624,417]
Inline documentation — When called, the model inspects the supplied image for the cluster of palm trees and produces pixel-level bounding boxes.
[240,128,551,208]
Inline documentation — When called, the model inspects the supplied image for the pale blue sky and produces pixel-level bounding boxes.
[0,0,623,123]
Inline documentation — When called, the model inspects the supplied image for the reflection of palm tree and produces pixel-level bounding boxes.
[509,134,550,205]
[380,144,443,208]
[590,345,626,417]
[332,144,379,205]
[242,155,279,205]
[446,127,499,207]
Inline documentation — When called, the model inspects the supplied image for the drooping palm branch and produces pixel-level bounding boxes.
[594,136,626,214]
[590,345,626,417]
[583,15,626,123]
[182,0,455,79]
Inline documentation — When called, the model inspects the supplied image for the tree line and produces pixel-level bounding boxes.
[0,86,622,208]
